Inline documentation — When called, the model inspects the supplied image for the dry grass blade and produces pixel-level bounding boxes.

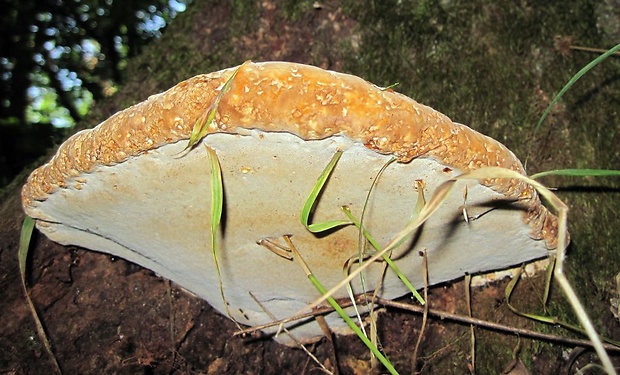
[288,177,456,317]
[289,166,614,373]
[354,157,396,304]
[543,256,555,307]
[341,207,425,305]
[460,167,615,373]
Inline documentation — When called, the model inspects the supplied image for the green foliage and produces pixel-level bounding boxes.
[0,0,190,190]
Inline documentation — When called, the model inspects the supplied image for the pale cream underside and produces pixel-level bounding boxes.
[29,130,548,344]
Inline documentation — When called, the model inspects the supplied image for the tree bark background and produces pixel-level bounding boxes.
[1,1,619,374]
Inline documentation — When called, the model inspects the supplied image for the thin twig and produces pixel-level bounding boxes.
[570,45,620,56]
[234,295,369,335]
[376,298,620,353]
[235,295,620,353]
[248,292,332,375]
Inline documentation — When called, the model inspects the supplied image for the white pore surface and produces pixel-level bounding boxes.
[30,130,549,344]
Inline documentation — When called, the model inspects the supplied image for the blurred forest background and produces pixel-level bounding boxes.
[0,0,188,190]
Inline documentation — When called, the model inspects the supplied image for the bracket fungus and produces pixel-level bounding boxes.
[22,61,560,345]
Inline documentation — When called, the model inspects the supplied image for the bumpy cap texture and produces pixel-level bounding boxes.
[22,61,558,247]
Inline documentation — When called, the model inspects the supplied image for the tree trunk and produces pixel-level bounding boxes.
[2,1,619,373]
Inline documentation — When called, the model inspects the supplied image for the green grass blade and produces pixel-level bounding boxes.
[285,236,398,375]
[19,216,35,280]
[184,61,250,152]
[460,167,617,369]
[205,146,237,324]
[299,167,562,314]
[293,166,616,371]
[543,256,556,308]
[207,146,223,255]
[19,217,63,375]
[504,265,620,348]
[535,42,620,133]
[308,273,399,375]
[342,207,425,305]
[531,168,620,179]
[504,266,556,324]
[381,82,400,90]
[342,206,382,250]
[300,150,351,232]
[299,178,458,314]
